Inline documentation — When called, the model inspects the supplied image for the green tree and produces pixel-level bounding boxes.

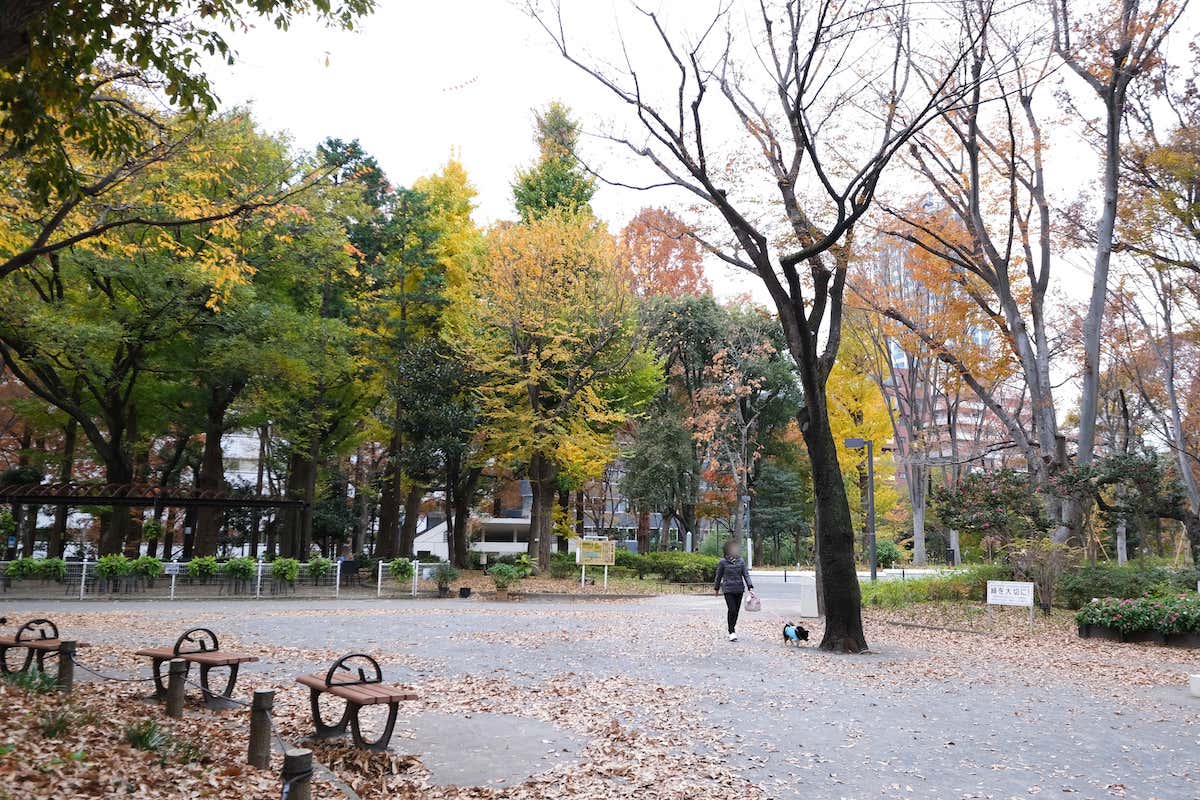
[512,102,595,222]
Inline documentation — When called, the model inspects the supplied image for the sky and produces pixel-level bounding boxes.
[203,0,770,299]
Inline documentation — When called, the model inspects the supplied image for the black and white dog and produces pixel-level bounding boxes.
[782,622,809,646]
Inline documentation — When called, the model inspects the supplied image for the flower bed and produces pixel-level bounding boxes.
[1076,595,1200,647]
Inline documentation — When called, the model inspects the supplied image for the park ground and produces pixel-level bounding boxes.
[1,588,1198,799]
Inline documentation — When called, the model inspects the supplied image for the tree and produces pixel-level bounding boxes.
[619,207,710,298]
[512,102,596,222]
[0,0,373,204]
[534,0,983,651]
[448,209,660,570]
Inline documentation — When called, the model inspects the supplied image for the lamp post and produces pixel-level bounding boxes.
[740,494,751,568]
[844,438,877,582]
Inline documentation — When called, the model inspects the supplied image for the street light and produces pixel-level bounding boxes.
[844,437,877,582]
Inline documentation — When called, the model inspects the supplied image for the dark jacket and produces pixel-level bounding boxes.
[714,555,752,594]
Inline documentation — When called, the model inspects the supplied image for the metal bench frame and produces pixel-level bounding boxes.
[138,627,257,710]
[299,653,414,751]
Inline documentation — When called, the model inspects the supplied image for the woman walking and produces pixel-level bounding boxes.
[714,540,754,641]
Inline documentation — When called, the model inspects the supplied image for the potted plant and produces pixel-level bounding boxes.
[36,558,67,583]
[96,553,133,592]
[389,559,414,583]
[271,557,300,587]
[433,562,459,598]
[307,557,332,585]
[6,557,38,581]
[489,563,519,600]
[187,555,219,584]
[223,557,256,593]
[131,555,162,587]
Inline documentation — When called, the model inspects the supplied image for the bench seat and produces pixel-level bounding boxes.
[134,646,256,667]
[0,637,89,650]
[296,672,417,705]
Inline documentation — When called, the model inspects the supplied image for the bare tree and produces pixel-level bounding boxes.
[531,0,986,651]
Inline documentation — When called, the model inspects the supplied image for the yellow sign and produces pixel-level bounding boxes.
[575,539,615,566]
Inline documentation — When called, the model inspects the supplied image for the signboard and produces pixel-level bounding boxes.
[163,562,185,575]
[575,539,615,567]
[986,580,1034,607]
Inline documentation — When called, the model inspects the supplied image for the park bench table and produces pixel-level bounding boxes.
[135,627,257,710]
[296,653,417,751]
[0,618,89,674]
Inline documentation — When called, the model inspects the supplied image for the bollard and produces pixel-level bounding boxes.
[247,689,275,769]
[166,658,187,718]
[281,748,313,800]
[56,640,76,693]
[1190,674,1200,698]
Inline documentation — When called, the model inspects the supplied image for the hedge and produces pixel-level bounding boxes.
[1058,565,1200,610]
[1076,595,1200,636]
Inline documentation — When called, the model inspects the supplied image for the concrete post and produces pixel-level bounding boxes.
[281,748,312,800]
[166,658,187,718]
[248,689,275,769]
[56,640,76,693]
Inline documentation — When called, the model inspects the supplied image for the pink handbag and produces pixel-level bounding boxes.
[744,591,761,612]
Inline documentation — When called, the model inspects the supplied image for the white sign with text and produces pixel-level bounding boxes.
[986,580,1035,607]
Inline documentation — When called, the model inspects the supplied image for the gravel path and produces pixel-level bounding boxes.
[4,595,1197,799]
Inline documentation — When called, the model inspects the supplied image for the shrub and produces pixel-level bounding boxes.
[5,557,38,579]
[271,558,300,583]
[549,552,576,579]
[1076,595,1200,636]
[389,559,414,581]
[131,556,162,579]
[125,720,167,752]
[614,549,648,577]
[307,557,332,581]
[642,551,719,583]
[222,557,256,581]
[489,563,519,591]
[875,539,902,569]
[95,553,132,579]
[433,562,459,588]
[1058,565,1199,610]
[187,556,219,581]
[141,520,163,542]
[36,558,67,581]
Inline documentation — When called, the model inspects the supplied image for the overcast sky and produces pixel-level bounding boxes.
[204,0,774,297]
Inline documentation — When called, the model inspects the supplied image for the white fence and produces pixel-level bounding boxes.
[0,558,436,601]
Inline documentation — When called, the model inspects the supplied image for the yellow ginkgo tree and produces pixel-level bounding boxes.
[446,209,661,569]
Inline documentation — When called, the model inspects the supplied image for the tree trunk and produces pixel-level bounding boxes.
[98,459,134,555]
[909,464,928,566]
[194,387,239,556]
[451,467,479,568]
[801,399,867,653]
[399,483,423,557]
[557,489,570,553]
[376,414,404,559]
[49,416,77,559]
[528,452,557,570]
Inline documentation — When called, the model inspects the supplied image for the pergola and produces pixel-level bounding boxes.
[0,483,306,511]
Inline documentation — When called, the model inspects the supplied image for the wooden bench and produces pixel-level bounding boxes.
[0,618,89,674]
[296,653,417,751]
[134,627,257,709]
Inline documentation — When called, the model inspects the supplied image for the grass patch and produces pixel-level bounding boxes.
[39,710,72,738]
[123,718,203,763]
[2,668,57,693]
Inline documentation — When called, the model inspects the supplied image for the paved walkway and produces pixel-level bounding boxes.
[5,595,1197,799]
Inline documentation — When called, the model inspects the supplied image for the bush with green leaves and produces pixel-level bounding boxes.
[433,562,459,588]
[614,549,648,578]
[1076,595,1200,636]
[187,556,219,581]
[222,557,256,581]
[389,559,414,581]
[489,563,520,591]
[5,557,38,579]
[37,558,67,581]
[1058,565,1200,610]
[549,551,576,579]
[875,539,902,569]
[0,509,14,538]
[141,519,163,542]
[642,551,720,583]
[271,557,300,583]
[307,557,332,581]
[95,553,132,579]
[131,556,162,579]
[2,667,57,693]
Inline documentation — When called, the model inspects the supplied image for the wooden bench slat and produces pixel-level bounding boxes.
[134,647,257,667]
[0,637,90,650]
[296,673,418,705]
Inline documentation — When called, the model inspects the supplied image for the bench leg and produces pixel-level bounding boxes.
[348,701,399,752]
[199,663,241,710]
[0,645,34,675]
[308,688,351,739]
